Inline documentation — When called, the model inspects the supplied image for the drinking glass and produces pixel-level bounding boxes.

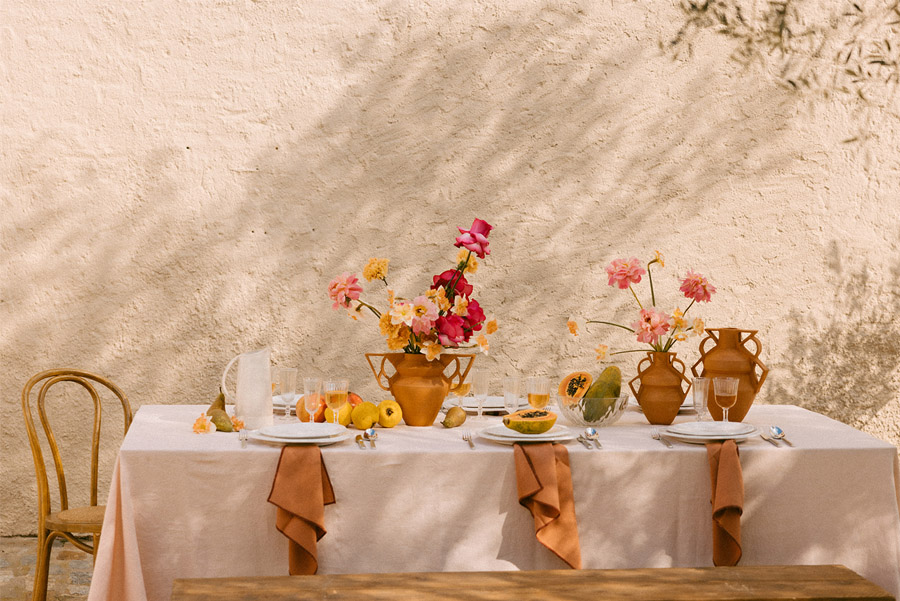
[471,369,490,417]
[713,377,739,422]
[692,377,709,421]
[450,380,472,408]
[324,378,349,426]
[503,376,520,416]
[278,368,298,418]
[303,377,322,423]
[525,376,552,410]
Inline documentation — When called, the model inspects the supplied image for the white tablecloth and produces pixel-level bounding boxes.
[88,404,900,601]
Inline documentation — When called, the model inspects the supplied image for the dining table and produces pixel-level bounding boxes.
[87,402,900,601]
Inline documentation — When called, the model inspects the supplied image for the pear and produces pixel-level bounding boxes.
[208,408,233,432]
[207,392,226,416]
[441,406,467,428]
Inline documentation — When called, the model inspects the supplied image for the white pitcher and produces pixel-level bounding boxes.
[221,347,273,430]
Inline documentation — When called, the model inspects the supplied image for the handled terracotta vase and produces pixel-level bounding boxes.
[366,352,475,426]
[691,328,769,422]
[629,351,691,425]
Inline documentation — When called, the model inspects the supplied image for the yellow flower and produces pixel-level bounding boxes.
[424,341,443,361]
[363,257,389,282]
[387,288,396,306]
[390,302,416,326]
[674,332,688,341]
[192,413,214,434]
[595,344,609,361]
[452,296,468,317]
[653,250,665,267]
[485,318,498,335]
[671,308,687,331]
[457,248,478,273]
[692,317,705,337]
[567,319,578,336]
[476,334,489,354]
[426,287,451,312]
[386,324,411,350]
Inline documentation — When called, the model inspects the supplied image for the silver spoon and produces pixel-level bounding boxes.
[585,427,602,449]
[769,426,794,447]
[364,428,378,449]
[354,434,367,450]
[576,434,593,450]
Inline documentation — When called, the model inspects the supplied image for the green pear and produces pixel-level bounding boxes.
[208,408,233,432]
[207,392,226,416]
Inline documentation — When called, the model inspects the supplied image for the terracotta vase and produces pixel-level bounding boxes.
[628,352,691,425]
[691,328,769,422]
[365,352,475,426]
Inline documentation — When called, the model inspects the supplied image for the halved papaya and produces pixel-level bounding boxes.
[502,409,557,434]
[558,371,593,406]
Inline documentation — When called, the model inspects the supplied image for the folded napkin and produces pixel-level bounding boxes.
[267,446,336,575]
[513,442,582,569]
[706,440,743,566]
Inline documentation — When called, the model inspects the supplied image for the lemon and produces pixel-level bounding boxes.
[351,401,380,430]
[324,403,352,426]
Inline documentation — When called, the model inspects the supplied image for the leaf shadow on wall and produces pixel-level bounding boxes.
[769,241,900,424]
[246,2,800,378]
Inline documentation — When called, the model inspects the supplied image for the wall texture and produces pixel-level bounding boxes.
[2,0,899,535]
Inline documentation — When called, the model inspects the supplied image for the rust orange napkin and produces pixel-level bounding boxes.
[267,446,336,575]
[513,442,582,569]
[706,440,743,566]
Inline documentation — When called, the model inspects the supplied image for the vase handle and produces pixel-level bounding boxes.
[365,353,392,392]
[691,332,716,377]
[628,354,653,399]
[671,355,693,395]
[446,354,476,392]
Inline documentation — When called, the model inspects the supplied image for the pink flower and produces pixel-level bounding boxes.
[432,270,473,298]
[455,218,493,259]
[679,270,716,303]
[462,299,486,338]
[606,258,646,289]
[410,295,439,336]
[327,272,363,309]
[631,308,671,345]
[435,314,466,346]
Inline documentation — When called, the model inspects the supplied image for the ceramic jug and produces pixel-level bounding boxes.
[221,347,273,430]
[691,328,768,422]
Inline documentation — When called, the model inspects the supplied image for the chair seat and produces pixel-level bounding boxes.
[46,505,106,534]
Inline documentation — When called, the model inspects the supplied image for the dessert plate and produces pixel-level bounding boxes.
[249,430,351,446]
[259,422,345,439]
[479,424,576,444]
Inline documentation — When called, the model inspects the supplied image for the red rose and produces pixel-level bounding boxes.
[435,315,466,346]
[432,269,473,298]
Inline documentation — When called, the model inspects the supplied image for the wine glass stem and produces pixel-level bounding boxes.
[723,408,729,422]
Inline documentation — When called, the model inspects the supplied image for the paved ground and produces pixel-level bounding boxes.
[0,537,91,601]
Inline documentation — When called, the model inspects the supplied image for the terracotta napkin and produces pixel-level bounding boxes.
[706,440,743,566]
[267,446,336,575]
[513,442,582,569]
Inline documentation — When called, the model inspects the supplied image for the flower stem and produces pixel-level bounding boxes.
[445,251,471,302]
[355,299,382,318]
[682,299,696,315]
[647,261,656,308]
[586,320,636,333]
[629,285,644,310]
[610,349,650,355]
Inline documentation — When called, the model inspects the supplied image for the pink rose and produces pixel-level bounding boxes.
[432,269,473,298]
[679,271,716,303]
[455,218,493,259]
[435,314,466,346]
[327,272,363,309]
[631,307,671,345]
[606,258,646,289]
[463,299,486,336]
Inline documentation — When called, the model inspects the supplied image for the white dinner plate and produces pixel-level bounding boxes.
[249,430,351,446]
[666,422,756,437]
[259,422,345,439]
[479,424,576,444]
[445,396,528,414]
[661,426,759,445]
[631,398,697,415]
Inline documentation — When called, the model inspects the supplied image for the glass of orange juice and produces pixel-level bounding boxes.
[525,376,551,410]
[324,378,349,426]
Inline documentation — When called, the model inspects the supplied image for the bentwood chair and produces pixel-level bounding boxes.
[21,369,132,601]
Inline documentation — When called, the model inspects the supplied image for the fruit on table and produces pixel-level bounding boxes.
[441,406,467,428]
[582,366,623,422]
[348,392,364,408]
[207,392,226,415]
[324,403,353,426]
[558,372,593,406]
[207,408,233,432]
[502,409,557,434]
[297,394,327,423]
[351,401,380,430]
[378,399,402,428]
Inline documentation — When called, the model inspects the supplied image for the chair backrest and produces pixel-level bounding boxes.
[21,369,133,515]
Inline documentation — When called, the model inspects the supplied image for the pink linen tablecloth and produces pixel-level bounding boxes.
[88,404,900,601]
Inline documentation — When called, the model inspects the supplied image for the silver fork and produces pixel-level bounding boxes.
[238,429,248,448]
[651,427,673,449]
[462,430,475,449]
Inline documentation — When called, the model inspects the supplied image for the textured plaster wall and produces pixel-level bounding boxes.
[2,0,899,535]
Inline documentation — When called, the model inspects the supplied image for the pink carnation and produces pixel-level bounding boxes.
[679,271,716,303]
[411,295,439,336]
[631,307,671,345]
[606,258,646,289]
[327,272,363,309]
[454,218,493,259]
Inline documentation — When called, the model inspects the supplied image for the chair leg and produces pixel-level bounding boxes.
[31,531,54,601]
[92,533,100,566]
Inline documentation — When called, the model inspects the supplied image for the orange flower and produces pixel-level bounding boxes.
[595,344,609,361]
[192,413,214,434]
[476,334,489,354]
[230,416,244,431]
[567,319,578,336]
[485,318,498,335]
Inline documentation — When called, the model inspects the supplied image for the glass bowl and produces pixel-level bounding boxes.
[555,394,629,427]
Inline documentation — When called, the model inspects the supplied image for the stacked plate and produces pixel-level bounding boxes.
[446,395,529,415]
[662,421,759,445]
[478,423,576,445]
[249,422,350,446]
[631,397,696,415]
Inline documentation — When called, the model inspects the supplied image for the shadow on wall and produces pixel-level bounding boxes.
[771,241,900,425]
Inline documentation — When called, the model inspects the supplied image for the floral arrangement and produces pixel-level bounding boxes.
[327,219,498,361]
[192,413,243,434]
[569,252,715,359]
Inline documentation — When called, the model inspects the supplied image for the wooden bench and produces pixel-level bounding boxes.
[171,565,894,601]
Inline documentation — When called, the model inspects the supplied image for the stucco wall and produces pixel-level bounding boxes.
[2,0,898,535]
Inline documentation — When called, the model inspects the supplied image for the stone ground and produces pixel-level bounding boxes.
[0,537,91,601]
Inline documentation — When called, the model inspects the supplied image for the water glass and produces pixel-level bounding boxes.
[278,367,298,418]
[713,377,740,422]
[692,377,709,421]
[525,376,551,410]
[503,376,520,416]
[303,377,322,422]
[471,369,490,417]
